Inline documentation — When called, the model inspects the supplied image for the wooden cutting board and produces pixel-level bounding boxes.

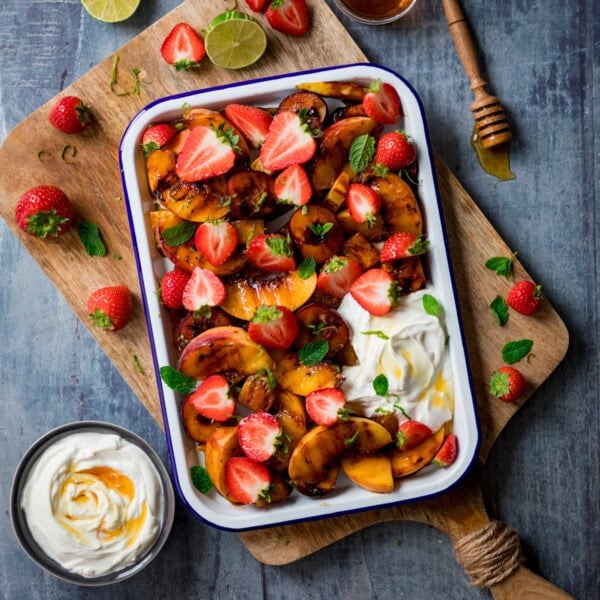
[0,0,568,589]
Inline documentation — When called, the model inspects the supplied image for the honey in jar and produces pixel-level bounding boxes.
[334,0,416,24]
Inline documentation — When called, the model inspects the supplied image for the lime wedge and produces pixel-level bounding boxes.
[204,11,267,70]
[81,0,141,23]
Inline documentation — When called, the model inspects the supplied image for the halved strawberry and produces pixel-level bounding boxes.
[246,233,296,272]
[187,374,235,422]
[259,110,317,171]
[432,433,458,468]
[362,80,401,125]
[237,412,283,462]
[141,123,178,157]
[225,456,272,504]
[273,164,312,206]
[160,22,206,71]
[245,0,268,11]
[248,304,299,350]
[396,420,433,450]
[346,183,381,227]
[194,220,238,267]
[175,124,239,182]
[160,268,191,310]
[182,267,226,311]
[265,0,309,37]
[350,268,400,316]
[305,388,348,426]
[317,255,363,299]
[380,232,429,263]
[224,103,273,148]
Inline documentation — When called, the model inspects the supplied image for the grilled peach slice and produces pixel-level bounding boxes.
[147,148,177,194]
[178,326,275,382]
[238,371,277,412]
[288,205,344,264]
[220,270,317,320]
[323,163,355,212]
[336,208,385,240]
[277,91,328,129]
[204,426,243,503]
[295,303,350,358]
[275,390,307,455]
[390,427,445,478]
[227,171,281,219]
[172,308,233,354]
[312,117,381,191]
[254,471,292,506]
[342,232,380,269]
[275,351,343,396]
[341,453,394,493]
[294,465,340,497]
[371,172,422,235]
[295,80,367,102]
[162,177,230,222]
[288,417,392,486]
[182,396,236,445]
[381,255,427,293]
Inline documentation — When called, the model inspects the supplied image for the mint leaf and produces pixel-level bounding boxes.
[160,365,196,393]
[373,374,389,396]
[298,256,316,279]
[490,296,509,326]
[422,294,440,316]
[77,221,106,257]
[349,134,375,174]
[190,466,213,494]
[298,340,329,365]
[162,221,196,246]
[485,256,513,279]
[501,339,533,364]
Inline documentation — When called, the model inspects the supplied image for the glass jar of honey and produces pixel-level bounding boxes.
[333,0,417,25]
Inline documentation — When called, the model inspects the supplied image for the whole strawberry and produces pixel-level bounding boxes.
[375,131,416,171]
[160,268,190,310]
[87,285,132,332]
[507,280,543,315]
[15,185,75,239]
[489,366,526,402]
[48,95,92,134]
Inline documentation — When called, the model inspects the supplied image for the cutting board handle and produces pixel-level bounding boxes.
[489,567,574,599]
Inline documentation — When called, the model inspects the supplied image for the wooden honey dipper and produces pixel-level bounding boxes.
[441,0,512,149]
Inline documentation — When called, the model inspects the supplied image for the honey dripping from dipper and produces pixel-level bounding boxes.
[470,126,515,181]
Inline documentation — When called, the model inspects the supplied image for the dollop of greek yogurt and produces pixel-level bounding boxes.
[337,291,454,432]
[20,431,162,578]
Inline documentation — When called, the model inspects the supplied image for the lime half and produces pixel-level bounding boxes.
[204,11,267,70]
[81,0,141,23]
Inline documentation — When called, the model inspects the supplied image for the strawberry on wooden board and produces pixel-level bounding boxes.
[265,0,309,37]
[273,164,312,206]
[362,80,401,125]
[182,267,226,311]
[350,268,400,316]
[259,110,317,171]
[346,183,381,226]
[375,130,416,171]
[248,304,299,349]
[160,268,190,310]
[246,233,296,272]
[194,220,238,267]
[489,366,527,402]
[245,0,268,11]
[141,123,178,157]
[305,388,348,426]
[237,412,283,462]
[317,255,363,299]
[187,374,235,422]
[380,232,429,262]
[86,285,132,332]
[224,103,273,148]
[225,456,272,505]
[506,280,544,315]
[48,95,92,134]
[175,124,239,182]
[15,185,75,239]
[160,22,205,71]
[432,433,458,468]
[397,420,433,450]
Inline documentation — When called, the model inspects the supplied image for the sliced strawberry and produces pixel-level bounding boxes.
[265,0,309,37]
[141,123,178,157]
[248,304,299,350]
[225,456,272,504]
[194,220,238,267]
[305,388,348,426]
[432,433,458,468]
[380,232,429,262]
[160,268,191,310]
[223,103,273,148]
[346,183,381,227]
[259,110,317,171]
[396,420,433,450]
[246,233,296,272]
[175,124,238,182]
[362,80,401,125]
[237,412,282,462]
[182,267,226,311]
[160,22,205,71]
[273,164,312,206]
[375,130,416,171]
[187,374,235,422]
[350,268,400,316]
[317,255,363,299]
[245,0,268,11]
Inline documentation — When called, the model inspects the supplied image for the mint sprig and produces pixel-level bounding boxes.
[501,339,533,364]
[349,134,375,174]
[77,221,107,257]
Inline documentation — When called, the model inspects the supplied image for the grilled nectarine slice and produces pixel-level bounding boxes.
[371,172,422,235]
[390,427,445,478]
[341,453,394,493]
